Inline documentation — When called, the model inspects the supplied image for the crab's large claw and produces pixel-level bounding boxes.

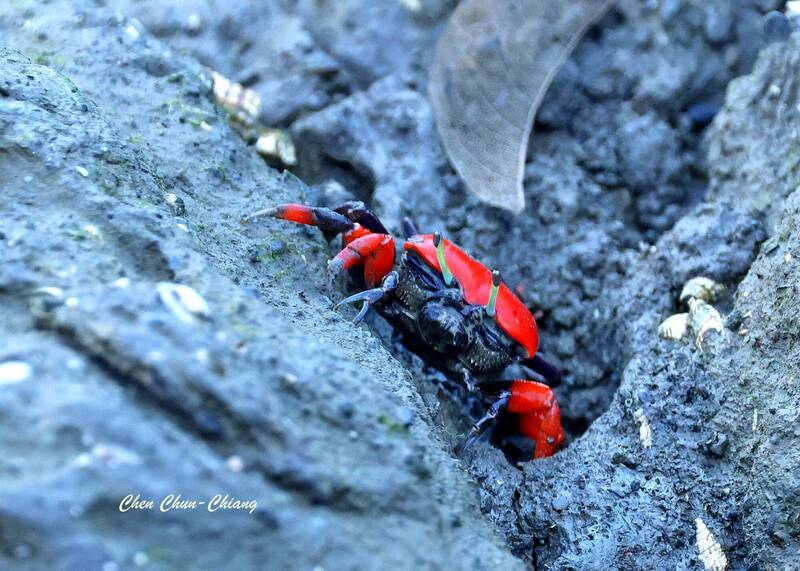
[244,202,397,286]
[334,272,399,323]
[508,380,564,458]
[327,233,396,288]
[242,203,354,240]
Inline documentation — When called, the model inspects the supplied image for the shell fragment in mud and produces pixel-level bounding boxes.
[680,277,725,304]
[0,361,33,386]
[210,69,296,167]
[695,518,728,571]
[211,71,261,127]
[256,128,297,166]
[633,408,653,449]
[687,298,724,346]
[156,283,210,324]
[660,277,725,346]
[658,312,689,341]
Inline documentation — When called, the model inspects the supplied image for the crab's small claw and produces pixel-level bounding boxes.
[508,380,564,458]
[456,380,564,460]
[327,233,395,288]
[247,202,397,286]
[334,289,384,323]
[334,272,398,323]
[327,257,345,288]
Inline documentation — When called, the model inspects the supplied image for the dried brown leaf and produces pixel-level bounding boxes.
[430,0,614,212]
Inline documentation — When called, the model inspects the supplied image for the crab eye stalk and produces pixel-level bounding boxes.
[486,270,501,317]
[433,231,454,286]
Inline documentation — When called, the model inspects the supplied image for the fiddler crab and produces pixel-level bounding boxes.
[243,201,564,459]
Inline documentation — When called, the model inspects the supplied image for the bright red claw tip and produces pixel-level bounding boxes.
[270,204,318,225]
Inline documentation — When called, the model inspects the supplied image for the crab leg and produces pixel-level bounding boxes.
[454,391,511,455]
[401,216,419,238]
[245,202,397,286]
[523,353,562,387]
[334,272,398,323]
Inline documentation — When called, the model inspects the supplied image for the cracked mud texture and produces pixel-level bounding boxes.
[2,0,799,570]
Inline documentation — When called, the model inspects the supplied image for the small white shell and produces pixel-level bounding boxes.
[399,0,423,12]
[211,70,261,127]
[91,443,142,467]
[35,286,65,299]
[680,277,725,304]
[82,224,102,242]
[156,282,210,324]
[633,408,653,449]
[226,455,245,473]
[124,24,140,40]
[688,298,724,346]
[695,518,728,571]
[255,128,297,166]
[659,313,689,341]
[0,361,33,386]
[185,13,203,34]
[73,443,142,469]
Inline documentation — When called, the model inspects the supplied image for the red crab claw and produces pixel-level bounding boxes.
[508,380,564,458]
[242,203,354,239]
[455,380,564,459]
[334,272,399,323]
[327,233,395,288]
[245,202,396,287]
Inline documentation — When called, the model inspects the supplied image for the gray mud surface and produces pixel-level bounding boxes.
[1,0,799,569]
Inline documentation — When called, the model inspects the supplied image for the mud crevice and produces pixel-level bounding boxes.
[294,146,377,204]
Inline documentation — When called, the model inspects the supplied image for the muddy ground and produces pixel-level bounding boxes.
[1,0,799,569]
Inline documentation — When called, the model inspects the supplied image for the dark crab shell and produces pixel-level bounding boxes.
[403,234,539,358]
